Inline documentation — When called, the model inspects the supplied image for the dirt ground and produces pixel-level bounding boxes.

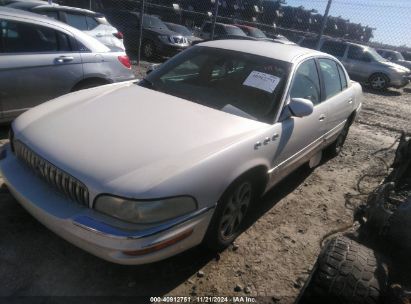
[0,81,410,303]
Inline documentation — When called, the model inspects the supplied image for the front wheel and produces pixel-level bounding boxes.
[203,179,254,251]
[369,73,389,91]
[142,40,156,60]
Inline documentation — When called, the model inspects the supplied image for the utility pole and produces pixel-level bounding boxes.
[137,0,145,67]
[317,0,332,49]
[210,0,219,40]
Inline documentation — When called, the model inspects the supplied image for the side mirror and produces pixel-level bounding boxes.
[146,63,161,75]
[288,98,314,118]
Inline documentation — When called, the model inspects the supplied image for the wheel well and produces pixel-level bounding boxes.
[71,78,110,92]
[224,166,269,201]
[347,111,357,126]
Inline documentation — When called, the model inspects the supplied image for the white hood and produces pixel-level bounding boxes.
[13,82,265,196]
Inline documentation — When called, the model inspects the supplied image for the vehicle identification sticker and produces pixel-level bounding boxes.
[243,71,281,93]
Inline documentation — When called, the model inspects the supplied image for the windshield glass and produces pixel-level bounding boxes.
[248,27,267,38]
[143,15,166,29]
[389,51,404,61]
[166,23,192,36]
[225,26,247,36]
[141,46,291,123]
[368,48,388,62]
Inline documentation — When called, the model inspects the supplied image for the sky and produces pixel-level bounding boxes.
[284,0,411,47]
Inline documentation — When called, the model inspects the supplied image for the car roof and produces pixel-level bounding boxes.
[0,7,109,52]
[7,1,102,16]
[198,39,325,63]
[33,4,102,16]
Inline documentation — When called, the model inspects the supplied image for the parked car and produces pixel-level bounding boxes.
[198,21,249,40]
[376,48,411,69]
[234,24,272,41]
[402,51,411,61]
[300,38,411,90]
[5,0,125,50]
[164,21,202,45]
[1,40,363,264]
[102,10,189,59]
[0,8,134,122]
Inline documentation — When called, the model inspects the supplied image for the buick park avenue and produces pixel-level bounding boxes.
[0,40,362,264]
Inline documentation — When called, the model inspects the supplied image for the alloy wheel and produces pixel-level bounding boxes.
[218,181,252,241]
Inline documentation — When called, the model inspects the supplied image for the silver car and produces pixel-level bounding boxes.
[6,0,125,50]
[1,41,362,264]
[302,38,411,90]
[0,7,135,122]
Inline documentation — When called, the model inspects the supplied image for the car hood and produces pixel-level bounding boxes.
[13,82,266,197]
[381,61,411,72]
[145,26,179,36]
[396,60,411,69]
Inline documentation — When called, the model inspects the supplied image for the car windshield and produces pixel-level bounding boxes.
[167,23,192,36]
[140,46,291,123]
[388,51,405,61]
[225,26,247,36]
[247,27,267,38]
[143,15,166,29]
[368,48,388,62]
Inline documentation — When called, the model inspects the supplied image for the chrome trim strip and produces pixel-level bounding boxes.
[72,205,216,240]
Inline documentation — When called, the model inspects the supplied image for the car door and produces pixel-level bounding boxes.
[341,45,371,82]
[267,58,329,186]
[0,18,83,120]
[317,58,354,142]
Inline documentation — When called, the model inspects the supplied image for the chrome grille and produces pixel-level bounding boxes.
[14,140,89,206]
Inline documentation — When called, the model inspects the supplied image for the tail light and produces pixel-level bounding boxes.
[113,32,123,39]
[118,55,131,69]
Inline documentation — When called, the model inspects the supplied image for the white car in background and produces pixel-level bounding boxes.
[1,41,362,265]
[6,0,125,50]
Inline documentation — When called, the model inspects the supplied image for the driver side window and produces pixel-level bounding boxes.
[290,59,321,105]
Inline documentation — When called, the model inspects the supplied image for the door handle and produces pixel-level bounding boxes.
[55,56,74,63]
[347,98,353,104]
[96,33,104,37]
[319,114,326,121]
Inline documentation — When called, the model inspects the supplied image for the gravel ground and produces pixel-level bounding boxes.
[0,79,410,303]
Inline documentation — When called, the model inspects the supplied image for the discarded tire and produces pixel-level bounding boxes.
[306,236,384,304]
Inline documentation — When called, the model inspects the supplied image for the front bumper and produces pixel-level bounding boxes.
[0,145,214,265]
[389,73,410,88]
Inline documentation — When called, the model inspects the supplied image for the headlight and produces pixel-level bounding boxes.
[94,195,197,224]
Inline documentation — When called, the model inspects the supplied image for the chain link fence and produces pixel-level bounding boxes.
[55,0,411,65]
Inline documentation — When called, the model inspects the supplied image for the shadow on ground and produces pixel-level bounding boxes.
[362,86,403,97]
[0,164,311,296]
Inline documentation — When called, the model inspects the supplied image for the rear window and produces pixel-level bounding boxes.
[66,13,99,31]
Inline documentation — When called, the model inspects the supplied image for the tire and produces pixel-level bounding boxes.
[203,178,255,252]
[369,73,389,91]
[142,40,156,60]
[325,120,351,158]
[305,236,384,304]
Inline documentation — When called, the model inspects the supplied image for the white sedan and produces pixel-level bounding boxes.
[0,40,362,264]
